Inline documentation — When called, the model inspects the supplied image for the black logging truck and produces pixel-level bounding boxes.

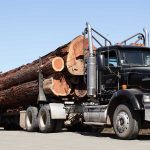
[3,23,150,140]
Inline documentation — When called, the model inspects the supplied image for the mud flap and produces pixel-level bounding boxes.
[145,109,150,121]
[20,110,26,129]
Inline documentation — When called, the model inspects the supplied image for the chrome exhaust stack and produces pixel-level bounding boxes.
[86,23,96,97]
[143,28,149,47]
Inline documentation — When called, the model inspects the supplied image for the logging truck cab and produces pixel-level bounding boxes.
[23,23,150,140]
[82,23,150,139]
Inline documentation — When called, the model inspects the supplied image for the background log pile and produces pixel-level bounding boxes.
[0,35,92,108]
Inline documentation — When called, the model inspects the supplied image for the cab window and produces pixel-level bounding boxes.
[103,50,118,67]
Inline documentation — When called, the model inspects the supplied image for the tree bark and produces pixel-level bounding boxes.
[0,80,38,108]
[0,76,88,109]
[0,56,64,91]
[0,74,71,108]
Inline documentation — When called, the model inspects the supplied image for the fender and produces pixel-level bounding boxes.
[108,89,143,112]
[49,103,66,119]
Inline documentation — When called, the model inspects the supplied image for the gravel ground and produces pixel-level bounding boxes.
[0,128,150,150]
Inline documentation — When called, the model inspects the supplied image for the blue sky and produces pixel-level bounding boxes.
[0,0,150,72]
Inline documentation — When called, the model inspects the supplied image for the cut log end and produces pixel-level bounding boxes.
[66,35,95,75]
[66,36,85,75]
[74,79,87,98]
[52,57,64,72]
[75,87,87,98]
[43,74,71,96]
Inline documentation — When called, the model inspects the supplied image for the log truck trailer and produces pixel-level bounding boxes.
[2,23,150,140]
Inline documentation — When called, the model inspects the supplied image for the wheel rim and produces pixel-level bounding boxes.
[39,111,47,128]
[115,111,129,133]
[26,111,32,128]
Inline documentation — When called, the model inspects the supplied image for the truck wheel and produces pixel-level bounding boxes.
[38,105,54,133]
[54,120,64,132]
[113,103,140,140]
[25,107,38,132]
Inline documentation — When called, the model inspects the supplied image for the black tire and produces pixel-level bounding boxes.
[3,116,21,130]
[66,123,83,132]
[25,107,38,132]
[113,103,140,140]
[38,105,54,133]
[54,120,64,132]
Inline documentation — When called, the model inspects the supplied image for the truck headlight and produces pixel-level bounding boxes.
[143,95,150,103]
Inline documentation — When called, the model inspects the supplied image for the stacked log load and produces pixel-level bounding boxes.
[0,35,93,108]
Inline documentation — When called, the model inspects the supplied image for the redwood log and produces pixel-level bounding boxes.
[40,56,64,76]
[66,36,88,75]
[51,57,64,71]
[0,76,87,108]
[0,35,87,78]
[0,80,38,107]
[43,74,71,96]
[0,74,71,107]
[74,87,87,98]
[66,36,96,75]
[0,56,64,90]
[0,35,93,91]
[0,35,98,110]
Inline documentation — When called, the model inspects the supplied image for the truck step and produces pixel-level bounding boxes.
[83,122,105,126]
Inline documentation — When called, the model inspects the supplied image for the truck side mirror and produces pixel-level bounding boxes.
[97,54,105,71]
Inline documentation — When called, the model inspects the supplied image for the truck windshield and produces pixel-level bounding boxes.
[120,49,150,66]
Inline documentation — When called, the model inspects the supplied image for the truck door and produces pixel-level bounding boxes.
[102,50,119,91]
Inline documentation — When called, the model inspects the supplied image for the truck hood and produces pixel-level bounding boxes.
[124,67,150,90]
